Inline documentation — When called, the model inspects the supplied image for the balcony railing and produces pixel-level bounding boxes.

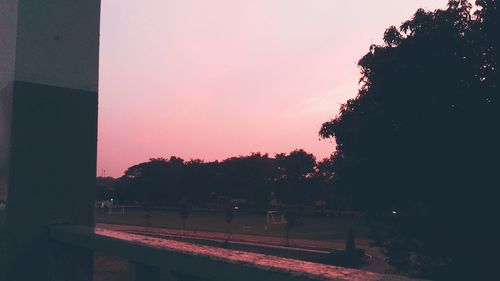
[48,224,422,281]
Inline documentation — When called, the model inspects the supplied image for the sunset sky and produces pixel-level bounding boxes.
[98,0,446,177]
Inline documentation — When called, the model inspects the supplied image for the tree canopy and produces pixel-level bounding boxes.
[101,150,336,211]
[320,0,498,279]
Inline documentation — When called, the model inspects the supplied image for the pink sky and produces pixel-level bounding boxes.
[98,0,446,177]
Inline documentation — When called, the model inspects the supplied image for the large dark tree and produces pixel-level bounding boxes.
[275,149,316,205]
[320,1,497,279]
[120,157,185,205]
[217,153,277,204]
[313,156,344,209]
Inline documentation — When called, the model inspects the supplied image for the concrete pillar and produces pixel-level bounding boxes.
[0,1,17,279]
[0,0,101,280]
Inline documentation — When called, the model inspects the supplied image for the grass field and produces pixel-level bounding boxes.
[94,209,377,281]
[96,208,371,240]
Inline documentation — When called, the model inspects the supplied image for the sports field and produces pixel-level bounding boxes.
[94,209,383,281]
[96,208,371,240]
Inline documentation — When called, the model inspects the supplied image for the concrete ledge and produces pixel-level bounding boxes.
[49,225,423,281]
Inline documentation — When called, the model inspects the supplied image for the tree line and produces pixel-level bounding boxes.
[97,150,340,211]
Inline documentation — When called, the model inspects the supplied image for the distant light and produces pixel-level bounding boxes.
[392,210,397,214]
[234,206,239,210]
[111,198,114,201]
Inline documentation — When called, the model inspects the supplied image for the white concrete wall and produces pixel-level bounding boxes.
[0,1,18,278]
[0,0,17,89]
[0,0,17,202]
[14,0,101,92]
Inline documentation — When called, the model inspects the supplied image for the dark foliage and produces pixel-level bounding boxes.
[109,151,337,210]
[320,1,498,279]
[95,176,116,200]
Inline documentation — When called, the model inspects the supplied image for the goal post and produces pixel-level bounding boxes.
[266,211,286,225]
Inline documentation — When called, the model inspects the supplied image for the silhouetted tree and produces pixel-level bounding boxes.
[111,151,324,211]
[345,227,356,253]
[178,200,191,235]
[320,1,497,279]
[311,156,339,209]
[283,207,300,245]
[95,176,116,201]
[224,203,234,241]
[143,207,153,232]
[218,153,278,204]
[275,149,316,206]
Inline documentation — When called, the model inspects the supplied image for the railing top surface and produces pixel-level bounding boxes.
[49,225,423,281]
